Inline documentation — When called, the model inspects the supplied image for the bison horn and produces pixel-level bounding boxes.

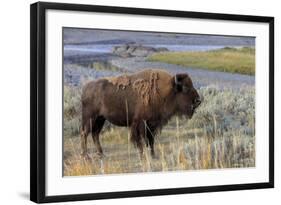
[174,75,179,85]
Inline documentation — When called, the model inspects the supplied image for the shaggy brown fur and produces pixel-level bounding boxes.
[80,69,201,159]
[105,75,130,90]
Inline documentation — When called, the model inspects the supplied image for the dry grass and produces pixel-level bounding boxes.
[63,85,255,176]
[64,127,255,176]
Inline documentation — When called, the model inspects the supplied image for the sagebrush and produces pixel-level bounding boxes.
[63,85,255,176]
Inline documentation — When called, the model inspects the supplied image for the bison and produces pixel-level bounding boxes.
[80,69,201,159]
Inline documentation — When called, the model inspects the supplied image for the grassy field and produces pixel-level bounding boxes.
[148,47,255,75]
[63,85,255,176]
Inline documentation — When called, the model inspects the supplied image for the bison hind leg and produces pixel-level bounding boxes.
[80,118,91,161]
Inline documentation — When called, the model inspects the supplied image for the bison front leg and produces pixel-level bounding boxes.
[91,116,105,158]
[130,121,144,158]
[147,132,155,158]
[144,122,157,158]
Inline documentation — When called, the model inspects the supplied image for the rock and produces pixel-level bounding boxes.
[157,47,169,52]
[119,52,132,58]
[112,44,168,58]
[131,46,155,57]
[113,45,128,53]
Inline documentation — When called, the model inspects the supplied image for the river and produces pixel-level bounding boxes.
[63,44,254,90]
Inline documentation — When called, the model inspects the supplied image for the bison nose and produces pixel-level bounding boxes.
[193,97,201,107]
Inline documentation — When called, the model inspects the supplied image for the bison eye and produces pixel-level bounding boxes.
[182,86,191,93]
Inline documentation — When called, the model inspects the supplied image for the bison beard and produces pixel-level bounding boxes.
[80,69,201,160]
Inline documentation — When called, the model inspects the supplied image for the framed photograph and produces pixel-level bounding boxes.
[30,2,274,203]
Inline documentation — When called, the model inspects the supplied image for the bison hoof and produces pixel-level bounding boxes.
[81,153,91,161]
[151,153,159,160]
[94,152,106,159]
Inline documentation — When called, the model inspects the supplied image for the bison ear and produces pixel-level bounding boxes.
[173,73,188,92]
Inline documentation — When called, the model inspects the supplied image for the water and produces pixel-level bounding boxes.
[64,44,114,54]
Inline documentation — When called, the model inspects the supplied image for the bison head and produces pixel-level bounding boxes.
[173,73,201,118]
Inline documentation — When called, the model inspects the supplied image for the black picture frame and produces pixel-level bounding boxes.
[30,1,274,203]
